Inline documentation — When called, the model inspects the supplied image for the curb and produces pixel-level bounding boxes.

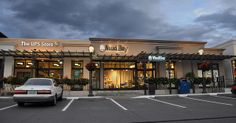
[132,92,232,99]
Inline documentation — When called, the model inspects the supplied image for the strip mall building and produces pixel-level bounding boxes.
[0,37,235,90]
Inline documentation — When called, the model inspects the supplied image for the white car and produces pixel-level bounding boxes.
[13,78,63,106]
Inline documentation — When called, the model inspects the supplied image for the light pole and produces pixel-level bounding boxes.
[88,45,94,96]
[199,49,207,93]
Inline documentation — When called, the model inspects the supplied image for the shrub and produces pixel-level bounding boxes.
[160,77,168,85]
[63,77,71,85]
[6,76,19,85]
[78,78,89,86]
[204,77,212,85]
[146,78,155,84]
[193,77,202,85]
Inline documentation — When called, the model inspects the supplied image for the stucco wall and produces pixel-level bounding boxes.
[4,57,14,77]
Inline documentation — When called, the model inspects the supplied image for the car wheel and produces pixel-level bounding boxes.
[17,102,24,107]
[51,95,57,106]
[58,90,63,101]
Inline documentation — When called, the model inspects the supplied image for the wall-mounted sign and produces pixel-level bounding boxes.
[20,41,60,47]
[148,55,166,61]
[100,44,128,53]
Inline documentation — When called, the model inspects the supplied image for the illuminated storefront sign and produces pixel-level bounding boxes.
[148,55,166,61]
[20,41,60,47]
[100,44,128,53]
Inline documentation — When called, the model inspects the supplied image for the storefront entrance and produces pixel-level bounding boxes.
[103,62,135,89]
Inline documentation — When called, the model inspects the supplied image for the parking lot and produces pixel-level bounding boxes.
[0,94,236,123]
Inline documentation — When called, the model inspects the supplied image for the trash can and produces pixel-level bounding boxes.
[178,79,190,94]
[148,83,156,95]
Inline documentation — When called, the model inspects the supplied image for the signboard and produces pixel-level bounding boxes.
[148,55,166,61]
[100,44,128,53]
[20,41,60,47]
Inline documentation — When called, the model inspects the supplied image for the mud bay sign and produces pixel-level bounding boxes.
[148,55,166,61]
[100,44,128,53]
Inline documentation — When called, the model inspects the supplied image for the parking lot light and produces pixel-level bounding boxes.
[88,45,94,97]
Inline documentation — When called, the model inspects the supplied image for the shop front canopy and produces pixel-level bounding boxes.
[0,49,90,58]
[0,50,234,61]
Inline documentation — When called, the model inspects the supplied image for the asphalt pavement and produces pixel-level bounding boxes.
[0,94,236,123]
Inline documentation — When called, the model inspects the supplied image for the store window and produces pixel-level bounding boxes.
[37,60,63,79]
[14,59,32,79]
[232,60,236,80]
[165,61,175,78]
[71,61,83,79]
[197,63,219,81]
[104,62,135,69]
[137,62,155,86]
[103,62,135,89]
[15,59,33,68]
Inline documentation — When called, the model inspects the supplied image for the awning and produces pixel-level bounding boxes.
[0,50,90,58]
[0,50,234,61]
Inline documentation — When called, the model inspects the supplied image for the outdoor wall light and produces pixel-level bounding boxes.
[74,63,80,66]
[53,63,59,67]
[198,49,204,55]
[27,62,33,65]
[17,62,24,65]
[88,45,95,53]
[129,65,135,68]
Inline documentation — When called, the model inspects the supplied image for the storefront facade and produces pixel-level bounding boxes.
[0,37,234,90]
[215,40,236,85]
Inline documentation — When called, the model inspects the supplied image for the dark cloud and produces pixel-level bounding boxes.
[4,0,162,38]
[195,8,236,30]
[0,0,235,47]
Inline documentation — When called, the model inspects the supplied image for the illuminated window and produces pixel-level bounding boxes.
[71,61,83,79]
[166,61,175,78]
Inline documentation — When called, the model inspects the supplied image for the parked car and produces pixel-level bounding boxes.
[13,78,63,106]
[231,84,236,94]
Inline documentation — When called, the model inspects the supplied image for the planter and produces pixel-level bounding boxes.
[71,84,83,91]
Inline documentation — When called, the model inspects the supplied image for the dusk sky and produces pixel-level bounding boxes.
[1,0,236,47]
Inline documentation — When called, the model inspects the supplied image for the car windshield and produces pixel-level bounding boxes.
[24,79,52,86]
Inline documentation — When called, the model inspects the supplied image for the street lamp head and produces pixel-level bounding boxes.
[198,49,204,55]
[88,45,94,53]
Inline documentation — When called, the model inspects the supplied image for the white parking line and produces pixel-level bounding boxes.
[183,96,233,106]
[0,104,17,111]
[106,98,128,111]
[212,95,236,100]
[0,97,13,99]
[146,98,187,109]
[62,99,74,112]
